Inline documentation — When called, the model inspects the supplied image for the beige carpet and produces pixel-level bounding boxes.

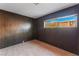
[0,40,76,56]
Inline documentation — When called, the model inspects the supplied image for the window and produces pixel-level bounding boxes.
[44,14,77,28]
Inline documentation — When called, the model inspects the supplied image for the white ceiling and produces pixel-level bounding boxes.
[0,3,78,18]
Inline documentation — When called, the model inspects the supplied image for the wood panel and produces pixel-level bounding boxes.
[36,4,79,55]
[0,10,33,48]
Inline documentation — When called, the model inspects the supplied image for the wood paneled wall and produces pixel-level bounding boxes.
[0,10,34,48]
[36,4,79,55]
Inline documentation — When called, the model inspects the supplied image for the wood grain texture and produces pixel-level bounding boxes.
[0,10,33,49]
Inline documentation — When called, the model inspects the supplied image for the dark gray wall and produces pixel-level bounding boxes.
[36,4,79,55]
[0,10,34,49]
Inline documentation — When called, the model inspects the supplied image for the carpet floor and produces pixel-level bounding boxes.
[0,40,76,56]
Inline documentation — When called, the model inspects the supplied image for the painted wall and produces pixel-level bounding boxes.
[36,4,79,54]
[0,10,34,48]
